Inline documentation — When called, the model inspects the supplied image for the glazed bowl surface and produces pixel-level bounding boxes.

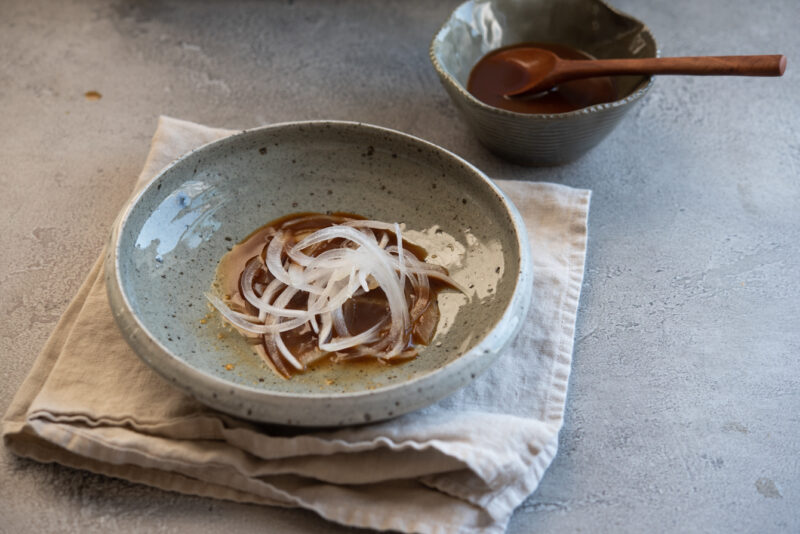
[106,121,532,426]
[430,0,658,165]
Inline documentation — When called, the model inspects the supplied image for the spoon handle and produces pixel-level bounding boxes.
[561,54,787,79]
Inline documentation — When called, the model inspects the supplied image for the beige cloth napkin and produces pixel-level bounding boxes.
[3,117,590,534]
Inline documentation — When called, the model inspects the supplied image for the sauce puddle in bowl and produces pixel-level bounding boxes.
[467,42,619,113]
[210,212,463,379]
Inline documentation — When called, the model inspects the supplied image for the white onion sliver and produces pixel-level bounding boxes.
[266,286,304,370]
[385,245,470,295]
[241,264,307,319]
[319,320,385,352]
[332,308,350,337]
[343,220,403,232]
[275,331,304,370]
[319,312,333,344]
[394,222,406,283]
[205,293,310,334]
[265,231,291,285]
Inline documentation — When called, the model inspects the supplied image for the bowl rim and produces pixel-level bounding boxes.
[107,119,533,405]
[429,0,659,120]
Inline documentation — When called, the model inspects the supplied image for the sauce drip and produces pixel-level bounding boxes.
[467,42,619,114]
[214,212,445,378]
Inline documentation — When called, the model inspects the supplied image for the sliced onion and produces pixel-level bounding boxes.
[318,312,333,344]
[206,293,310,334]
[395,222,406,283]
[319,319,385,352]
[255,343,290,379]
[332,308,350,337]
[275,332,302,370]
[241,263,306,319]
[208,216,469,378]
[265,231,291,285]
[267,286,304,370]
[385,245,470,294]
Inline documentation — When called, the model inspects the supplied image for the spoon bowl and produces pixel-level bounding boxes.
[492,47,560,95]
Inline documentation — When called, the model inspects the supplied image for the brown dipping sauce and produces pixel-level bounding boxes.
[467,42,619,114]
[214,212,446,378]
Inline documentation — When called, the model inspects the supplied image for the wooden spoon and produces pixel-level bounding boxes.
[497,48,787,97]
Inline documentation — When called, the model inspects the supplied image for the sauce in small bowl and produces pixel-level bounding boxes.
[467,42,618,114]
[430,0,658,165]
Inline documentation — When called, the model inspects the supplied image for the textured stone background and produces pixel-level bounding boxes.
[1,0,798,532]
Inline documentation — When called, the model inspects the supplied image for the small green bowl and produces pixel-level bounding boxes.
[430,0,658,166]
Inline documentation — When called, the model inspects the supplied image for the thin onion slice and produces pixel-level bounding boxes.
[319,319,385,352]
[206,293,310,334]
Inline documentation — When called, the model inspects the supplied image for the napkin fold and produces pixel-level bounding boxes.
[3,117,590,534]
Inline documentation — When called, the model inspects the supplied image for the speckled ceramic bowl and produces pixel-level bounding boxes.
[430,0,657,166]
[106,121,532,426]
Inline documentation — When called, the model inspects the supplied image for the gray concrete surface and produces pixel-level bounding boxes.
[1,0,798,532]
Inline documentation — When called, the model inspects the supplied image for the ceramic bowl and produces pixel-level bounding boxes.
[430,0,658,166]
[106,121,532,426]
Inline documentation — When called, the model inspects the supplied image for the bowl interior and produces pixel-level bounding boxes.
[116,122,521,396]
[433,0,657,103]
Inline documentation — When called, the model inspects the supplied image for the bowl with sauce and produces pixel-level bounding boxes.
[106,121,532,426]
[430,0,658,165]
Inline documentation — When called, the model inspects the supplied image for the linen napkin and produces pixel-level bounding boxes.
[3,116,590,534]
